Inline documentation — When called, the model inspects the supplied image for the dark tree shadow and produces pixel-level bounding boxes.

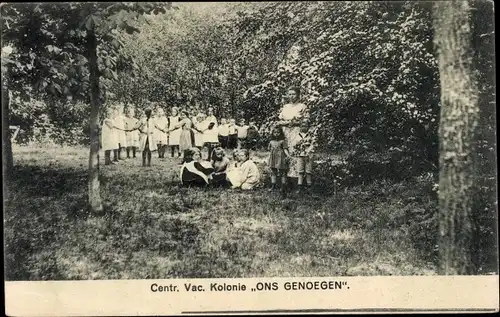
[6,165,87,198]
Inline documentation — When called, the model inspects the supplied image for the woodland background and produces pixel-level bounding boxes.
[2,1,496,279]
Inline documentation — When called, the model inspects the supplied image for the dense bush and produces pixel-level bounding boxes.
[10,92,89,146]
[228,2,440,173]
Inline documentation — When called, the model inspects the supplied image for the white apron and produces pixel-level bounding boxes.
[138,117,156,151]
[154,116,169,145]
[114,115,128,147]
[168,116,181,145]
[125,117,140,147]
[101,118,119,151]
[202,120,219,143]
[193,121,204,147]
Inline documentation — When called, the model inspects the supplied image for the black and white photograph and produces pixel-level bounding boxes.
[2,0,498,314]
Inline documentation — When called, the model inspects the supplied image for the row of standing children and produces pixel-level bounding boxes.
[101,102,262,167]
[101,104,140,165]
[216,118,260,152]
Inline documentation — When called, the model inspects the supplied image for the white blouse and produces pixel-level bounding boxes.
[279,103,307,121]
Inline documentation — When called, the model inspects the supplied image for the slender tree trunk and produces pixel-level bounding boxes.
[433,0,479,275]
[2,76,14,178]
[87,26,103,213]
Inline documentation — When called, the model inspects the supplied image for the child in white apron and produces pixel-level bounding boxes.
[125,107,139,158]
[202,115,220,161]
[154,107,169,158]
[101,107,119,165]
[168,107,181,158]
[193,113,206,150]
[113,103,128,160]
[218,118,229,149]
[127,108,156,167]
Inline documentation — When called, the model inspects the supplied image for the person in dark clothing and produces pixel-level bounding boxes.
[247,121,260,151]
[210,146,230,187]
[180,147,214,187]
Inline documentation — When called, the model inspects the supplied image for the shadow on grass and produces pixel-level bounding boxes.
[6,164,87,199]
[5,147,444,279]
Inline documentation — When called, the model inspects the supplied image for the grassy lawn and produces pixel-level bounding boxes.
[4,145,438,280]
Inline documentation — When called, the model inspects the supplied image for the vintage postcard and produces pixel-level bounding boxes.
[2,1,498,315]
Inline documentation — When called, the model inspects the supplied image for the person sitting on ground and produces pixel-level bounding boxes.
[179,147,214,187]
[210,146,230,187]
[227,149,240,172]
[227,149,261,190]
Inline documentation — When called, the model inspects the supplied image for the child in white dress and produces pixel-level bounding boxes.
[168,107,181,158]
[218,118,229,149]
[201,114,220,161]
[206,107,218,129]
[154,107,169,158]
[193,113,205,150]
[113,103,128,161]
[101,107,119,165]
[125,107,139,158]
[227,149,261,190]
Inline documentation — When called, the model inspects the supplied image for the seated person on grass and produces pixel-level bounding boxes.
[226,149,261,190]
[210,146,230,188]
[180,147,214,187]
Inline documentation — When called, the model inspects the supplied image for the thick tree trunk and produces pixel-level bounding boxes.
[433,0,479,275]
[2,76,14,177]
[87,27,103,213]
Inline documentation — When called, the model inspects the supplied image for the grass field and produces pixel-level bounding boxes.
[4,145,439,280]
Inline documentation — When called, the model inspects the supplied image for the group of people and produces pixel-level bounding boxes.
[180,147,260,190]
[100,86,315,193]
[100,104,261,166]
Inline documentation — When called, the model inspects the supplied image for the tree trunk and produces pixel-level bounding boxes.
[433,0,479,275]
[87,26,104,213]
[2,76,14,177]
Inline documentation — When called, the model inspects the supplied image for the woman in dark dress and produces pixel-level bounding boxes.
[180,147,214,187]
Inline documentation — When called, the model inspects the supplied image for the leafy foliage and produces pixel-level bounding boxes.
[2,2,171,144]
[230,2,440,172]
[2,2,496,273]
